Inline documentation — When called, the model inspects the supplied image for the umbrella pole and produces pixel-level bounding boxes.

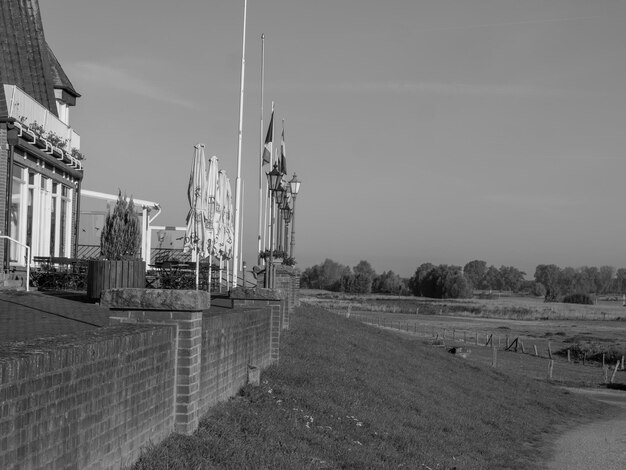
[219,257,224,292]
[195,251,200,290]
[208,254,212,293]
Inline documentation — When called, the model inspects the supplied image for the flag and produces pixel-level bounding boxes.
[262,110,273,166]
[280,125,287,175]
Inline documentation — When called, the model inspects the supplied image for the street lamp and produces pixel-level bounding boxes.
[288,173,301,259]
[266,164,283,287]
[281,201,292,260]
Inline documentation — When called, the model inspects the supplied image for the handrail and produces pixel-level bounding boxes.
[0,235,30,292]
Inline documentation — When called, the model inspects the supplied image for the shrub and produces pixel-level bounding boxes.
[562,293,593,305]
[100,191,141,260]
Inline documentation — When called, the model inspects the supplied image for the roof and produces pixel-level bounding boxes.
[0,0,79,117]
[46,42,80,99]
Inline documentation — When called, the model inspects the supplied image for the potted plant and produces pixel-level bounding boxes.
[86,191,146,301]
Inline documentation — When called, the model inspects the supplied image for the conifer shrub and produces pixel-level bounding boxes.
[100,191,141,260]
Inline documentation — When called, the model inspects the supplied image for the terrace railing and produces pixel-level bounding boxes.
[4,84,81,149]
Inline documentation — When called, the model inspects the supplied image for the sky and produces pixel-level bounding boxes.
[39,0,626,278]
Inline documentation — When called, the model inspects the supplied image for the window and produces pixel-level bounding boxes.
[9,162,74,265]
[10,165,26,263]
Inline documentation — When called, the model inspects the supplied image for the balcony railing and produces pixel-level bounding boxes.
[3,84,82,170]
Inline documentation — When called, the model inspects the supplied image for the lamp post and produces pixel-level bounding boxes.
[266,163,283,287]
[274,185,286,253]
[281,201,292,261]
[288,173,301,259]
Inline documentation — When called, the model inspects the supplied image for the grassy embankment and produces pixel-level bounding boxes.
[302,291,626,321]
[133,303,609,470]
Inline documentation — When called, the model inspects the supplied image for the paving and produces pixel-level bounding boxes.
[547,388,626,470]
[0,290,110,343]
[0,289,234,345]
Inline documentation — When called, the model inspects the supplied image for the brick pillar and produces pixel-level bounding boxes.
[102,288,209,435]
[275,266,299,330]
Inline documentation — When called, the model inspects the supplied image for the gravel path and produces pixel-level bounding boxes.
[547,388,626,470]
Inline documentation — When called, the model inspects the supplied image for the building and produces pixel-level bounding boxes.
[0,0,83,271]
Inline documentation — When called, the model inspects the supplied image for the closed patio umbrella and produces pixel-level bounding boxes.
[183,145,210,289]
[205,155,220,290]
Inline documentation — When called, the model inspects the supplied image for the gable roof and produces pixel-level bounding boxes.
[0,0,79,117]
[46,42,80,100]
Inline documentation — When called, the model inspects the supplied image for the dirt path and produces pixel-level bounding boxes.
[547,388,626,470]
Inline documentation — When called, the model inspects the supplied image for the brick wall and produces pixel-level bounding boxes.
[1,286,293,469]
[0,324,177,470]
[199,309,272,415]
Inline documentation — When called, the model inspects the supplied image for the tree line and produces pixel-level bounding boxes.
[300,259,409,295]
[300,258,626,301]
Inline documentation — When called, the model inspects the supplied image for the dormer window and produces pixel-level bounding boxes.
[55,89,70,125]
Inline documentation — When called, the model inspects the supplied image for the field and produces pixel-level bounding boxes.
[302,290,626,388]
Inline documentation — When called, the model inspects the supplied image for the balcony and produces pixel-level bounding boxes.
[3,84,83,171]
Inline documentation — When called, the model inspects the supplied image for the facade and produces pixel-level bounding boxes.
[0,0,83,270]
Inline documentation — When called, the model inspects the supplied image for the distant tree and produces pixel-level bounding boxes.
[353,260,376,278]
[463,260,487,289]
[617,268,626,294]
[598,265,615,294]
[534,264,562,301]
[441,267,472,299]
[372,270,403,294]
[519,280,546,297]
[581,266,600,293]
[300,258,351,291]
[559,267,577,295]
[408,263,435,297]
[532,282,547,297]
[498,266,526,292]
[409,264,471,299]
[352,260,376,294]
[482,265,502,292]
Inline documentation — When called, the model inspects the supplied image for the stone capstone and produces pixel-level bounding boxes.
[100,288,211,311]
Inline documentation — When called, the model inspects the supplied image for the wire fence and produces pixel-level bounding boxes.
[325,307,626,387]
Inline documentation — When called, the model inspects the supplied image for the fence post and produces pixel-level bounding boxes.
[534,345,538,357]
[611,361,621,383]
[491,344,497,368]
[548,360,554,380]
[548,341,553,360]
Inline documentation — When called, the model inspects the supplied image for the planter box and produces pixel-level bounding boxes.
[87,260,146,301]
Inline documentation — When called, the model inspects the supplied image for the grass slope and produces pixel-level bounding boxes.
[132,304,609,470]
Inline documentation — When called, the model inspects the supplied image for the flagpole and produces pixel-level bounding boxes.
[263,101,274,256]
[232,0,247,288]
[240,180,245,279]
[257,33,265,266]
